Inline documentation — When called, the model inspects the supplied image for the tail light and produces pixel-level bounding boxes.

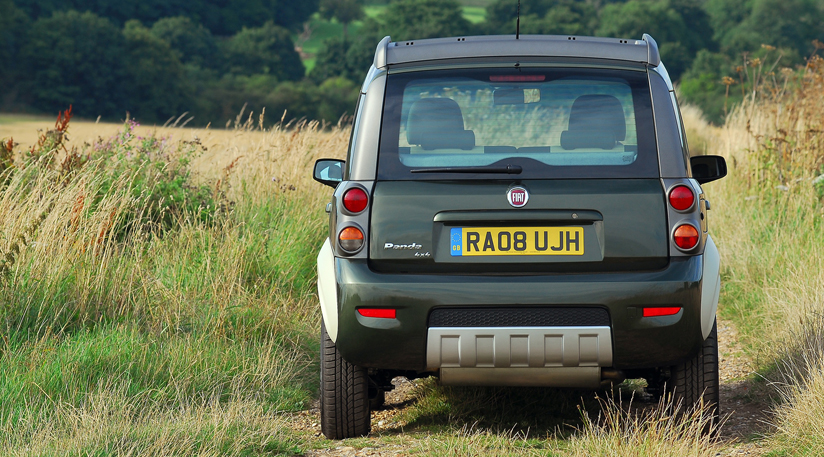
[673,224,699,250]
[339,226,364,253]
[342,187,368,214]
[668,185,695,211]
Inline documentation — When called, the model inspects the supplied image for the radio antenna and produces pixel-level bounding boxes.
[516,0,521,39]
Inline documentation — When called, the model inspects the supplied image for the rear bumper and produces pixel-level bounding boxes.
[334,256,704,372]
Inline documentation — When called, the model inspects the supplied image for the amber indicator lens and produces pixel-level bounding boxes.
[673,224,699,250]
[338,227,364,252]
[342,187,368,213]
[642,307,682,317]
[357,308,396,319]
[669,185,695,211]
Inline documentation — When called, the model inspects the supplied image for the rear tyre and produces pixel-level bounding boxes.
[320,319,371,439]
[668,320,720,426]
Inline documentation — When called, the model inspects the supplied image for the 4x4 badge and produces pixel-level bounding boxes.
[507,187,529,208]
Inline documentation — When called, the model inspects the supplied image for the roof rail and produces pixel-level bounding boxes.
[372,34,662,69]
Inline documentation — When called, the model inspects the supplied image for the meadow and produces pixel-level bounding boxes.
[1,58,823,456]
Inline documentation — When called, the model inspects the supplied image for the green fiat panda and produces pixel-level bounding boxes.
[312,33,727,439]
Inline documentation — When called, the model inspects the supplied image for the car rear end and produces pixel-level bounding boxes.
[317,35,722,439]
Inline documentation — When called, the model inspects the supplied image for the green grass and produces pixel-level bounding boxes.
[0,113,52,124]
[0,118,334,455]
[363,5,387,19]
[458,0,495,6]
[462,6,487,24]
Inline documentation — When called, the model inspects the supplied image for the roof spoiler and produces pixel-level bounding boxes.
[373,34,661,69]
[374,36,391,69]
[642,33,661,67]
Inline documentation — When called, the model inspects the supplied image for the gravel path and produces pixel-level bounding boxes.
[294,317,772,456]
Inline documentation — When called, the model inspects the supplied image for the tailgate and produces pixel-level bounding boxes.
[369,179,668,274]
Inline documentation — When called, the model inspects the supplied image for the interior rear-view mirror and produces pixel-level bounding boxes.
[493,88,541,106]
[494,89,525,105]
[313,159,345,187]
[690,155,727,184]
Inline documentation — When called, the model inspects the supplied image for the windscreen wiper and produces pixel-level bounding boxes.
[410,164,522,174]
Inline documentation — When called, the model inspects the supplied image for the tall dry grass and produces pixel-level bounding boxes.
[681,55,824,455]
[0,112,349,455]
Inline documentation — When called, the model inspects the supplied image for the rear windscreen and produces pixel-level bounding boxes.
[377,67,659,180]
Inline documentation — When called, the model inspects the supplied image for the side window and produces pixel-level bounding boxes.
[344,93,365,181]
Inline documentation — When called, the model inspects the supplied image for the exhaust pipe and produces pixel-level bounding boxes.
[600,368,626,387]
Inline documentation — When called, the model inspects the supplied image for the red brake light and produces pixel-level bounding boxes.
[673,224,699,250]
[669,185,695,211]
[357,308,396,319]
[343,187,368,213]
[490,75,546,82]
[338,226,364,253]
[642,307,682,317]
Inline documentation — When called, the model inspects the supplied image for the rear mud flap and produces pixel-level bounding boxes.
[317,238,339,342]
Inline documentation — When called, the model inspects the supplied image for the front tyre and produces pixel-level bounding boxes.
[320,319,371,439]
[669,320,720,424]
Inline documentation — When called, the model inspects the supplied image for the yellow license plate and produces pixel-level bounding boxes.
[450,227,584,256]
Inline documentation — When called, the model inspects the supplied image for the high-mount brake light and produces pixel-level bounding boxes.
[357,308,396,319]
[338,226,364,253]
[673,224,699,250]
[668,185,695,211]
[642,307,682,317]
[343,187,368,213]
[489,75,546,82]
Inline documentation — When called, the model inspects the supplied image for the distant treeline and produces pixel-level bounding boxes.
[1,0,823,125]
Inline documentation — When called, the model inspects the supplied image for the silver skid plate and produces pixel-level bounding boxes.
[426,326,612,371]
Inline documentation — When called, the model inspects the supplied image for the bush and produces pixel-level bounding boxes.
[20,10,129,119]
[222,22,305,81]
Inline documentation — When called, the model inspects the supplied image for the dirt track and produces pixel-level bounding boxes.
[294,316,772,456]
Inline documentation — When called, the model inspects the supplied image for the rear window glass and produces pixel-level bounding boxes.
[377,67,658,180]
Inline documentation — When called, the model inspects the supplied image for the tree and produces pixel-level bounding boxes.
[724,0,823,56]
[20,10,129,118]
[379,0,472,41]
[486,0,598,35]
[705,0,758,50]
[596,0,715,80]
[679,50,734,124]
[150,16,218,69]
[310,36,355,83]
[317,77,359,122]
[320,0,364,38]
[271,0,322,32]
[122,20,189,123]
[0,0,28,101]
[222,22,305,81]
[519,2,599,36]
[13,0,321,36]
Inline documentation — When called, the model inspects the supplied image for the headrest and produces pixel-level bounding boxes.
[561,94,626,150]
[406,98,475,150]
